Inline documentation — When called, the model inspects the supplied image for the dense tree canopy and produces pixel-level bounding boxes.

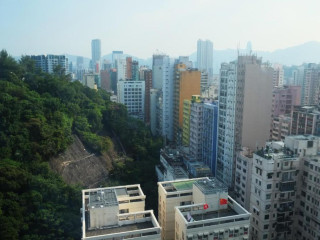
[0,50,162,239]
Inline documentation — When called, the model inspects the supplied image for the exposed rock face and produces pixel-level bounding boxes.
[50,135,112,188]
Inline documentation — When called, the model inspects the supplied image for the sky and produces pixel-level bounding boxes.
[1,0,320,59]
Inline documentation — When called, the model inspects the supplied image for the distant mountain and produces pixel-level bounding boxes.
[65,41,320,73]
[191,41,320,73]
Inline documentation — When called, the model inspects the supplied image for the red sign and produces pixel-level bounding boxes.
[220,198,228,205]
[203,203,209,209]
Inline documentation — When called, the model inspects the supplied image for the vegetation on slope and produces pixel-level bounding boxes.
[0,50,162,239]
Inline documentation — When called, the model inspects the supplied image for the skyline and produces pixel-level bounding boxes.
[1,0,320,59]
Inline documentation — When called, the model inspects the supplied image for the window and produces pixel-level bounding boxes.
[267,184,272,189]
[265,214,269,220]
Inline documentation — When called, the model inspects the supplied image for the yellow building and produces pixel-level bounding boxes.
[174,64,201,143]
[182,96,202,146]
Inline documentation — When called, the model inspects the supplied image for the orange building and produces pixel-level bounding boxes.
[173,63,201,143]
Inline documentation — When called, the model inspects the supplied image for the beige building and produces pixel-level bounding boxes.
[217,55,273,187]
[158,178,250,240]
[81,185,161,240]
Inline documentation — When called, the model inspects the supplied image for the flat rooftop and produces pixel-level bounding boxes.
[86,221,154,237]
[194,178,227,195]
[185,206,238,222]
[88,189,118,208]
[161,179,197,193]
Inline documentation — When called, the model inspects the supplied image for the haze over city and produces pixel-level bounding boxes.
[1,0,320,58]
[2,1,320,240]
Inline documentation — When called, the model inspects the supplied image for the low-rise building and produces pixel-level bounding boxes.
[158,178,250,240]
[81,185,161,240]
[156,147,188,182]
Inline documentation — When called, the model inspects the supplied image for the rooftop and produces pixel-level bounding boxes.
[184,206,237,222]
[176,197,251,226]
[88,189,118,208]
[194,178,227,195]
[86,221,154,237]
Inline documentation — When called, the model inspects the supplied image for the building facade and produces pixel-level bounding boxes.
[31,54,68,74]
[81,185,161,240]
[202,101,219,175]
[158,178,250,240]
[117,80,145,120]
[173,63,201,143]
[290,105,320,136]
[91,39,101,71]
[152,54,174,141]
[197,39,213,78]
[216,56,273,188]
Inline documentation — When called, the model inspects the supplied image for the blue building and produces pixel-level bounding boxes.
[202,101,218,175]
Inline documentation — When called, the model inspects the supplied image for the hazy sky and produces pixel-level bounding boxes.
[1,0,319,59]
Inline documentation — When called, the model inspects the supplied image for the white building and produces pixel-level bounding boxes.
[112,51,123,68]
[272,64,284,87]
[152,54,174,141]
[216,62,237,187]
[117,80,145,120]
[158,178,251,240]
[81,185,161,240]
[116,58,126,82]
[197,39,213,78]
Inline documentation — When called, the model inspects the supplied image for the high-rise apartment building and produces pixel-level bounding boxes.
[158,178,251,240]
[115,59,126,81]
[150,89,160,135]
[189,96,204,161]
[202,101,219,175]
[81,185,161,240]
[272,64,284,87]
[152,55,174,141]
[173,63,201,143]
[301,63,320,106]
[217,56,273,187]
[271,115,292,141]
[291,105,320,136]
[250,141,299,240]
[117,80,145,120]
[295,155,320,239]
[234,147,253,211]
[182,99,191,147]
[112,51,123,67]
[272,85,301,117]
[249,135,320,240]
[31,54,68,74]
[216,62,237,187]
[144,69,152,124]
[126,57,133,80]
[91,39,101,72]
[197,39,213,78]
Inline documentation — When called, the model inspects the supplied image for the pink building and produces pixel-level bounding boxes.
[272,85,301,117]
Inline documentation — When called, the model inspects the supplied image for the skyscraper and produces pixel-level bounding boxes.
[197,39,213,77]
[91,39,101,71]
[152,54,174,141]
[216,56,273,187]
